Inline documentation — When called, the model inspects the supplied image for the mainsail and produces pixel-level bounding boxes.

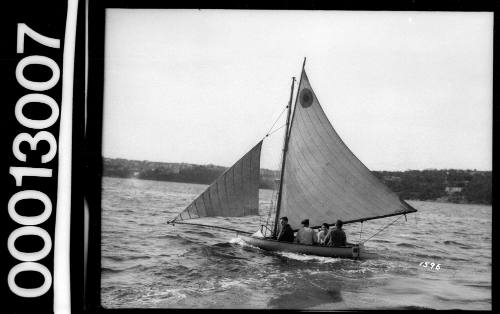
[171,141,263,222]
[279,69,417,230]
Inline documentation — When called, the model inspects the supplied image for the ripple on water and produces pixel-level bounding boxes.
[101,178,492,310]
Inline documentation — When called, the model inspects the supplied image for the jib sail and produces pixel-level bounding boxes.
[171,141,262,222]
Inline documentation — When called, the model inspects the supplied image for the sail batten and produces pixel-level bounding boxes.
[172,141,262,222]
[280,70,416,230]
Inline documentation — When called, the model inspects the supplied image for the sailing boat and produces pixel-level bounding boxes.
[168,59,417,258]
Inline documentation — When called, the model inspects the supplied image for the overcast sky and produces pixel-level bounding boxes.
[102,9,492,171]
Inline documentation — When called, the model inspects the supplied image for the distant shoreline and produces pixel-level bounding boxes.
[102,157,491,205]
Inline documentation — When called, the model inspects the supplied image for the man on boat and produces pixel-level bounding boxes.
[325,219,347,247]
[276,216,294,242]
[317,223,329,245]
[294,219,316,245]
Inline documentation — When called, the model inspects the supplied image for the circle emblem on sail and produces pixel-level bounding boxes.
[300,88,313,108]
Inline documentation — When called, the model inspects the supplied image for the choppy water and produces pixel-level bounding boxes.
[101,177,491,310]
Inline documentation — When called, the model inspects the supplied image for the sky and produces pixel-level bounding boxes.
[102,9,492,171]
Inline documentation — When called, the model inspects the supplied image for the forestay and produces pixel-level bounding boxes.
[280,70,416,230]
[172,141,263,222]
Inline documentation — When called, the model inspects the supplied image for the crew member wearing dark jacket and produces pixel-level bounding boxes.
[276,216,294,242]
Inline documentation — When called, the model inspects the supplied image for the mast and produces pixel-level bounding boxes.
[272,75,297,237]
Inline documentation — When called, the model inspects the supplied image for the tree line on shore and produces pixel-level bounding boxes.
[372,169,491,205]
[102,157,491,205]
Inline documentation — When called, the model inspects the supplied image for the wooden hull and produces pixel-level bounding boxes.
[238,235,363,259]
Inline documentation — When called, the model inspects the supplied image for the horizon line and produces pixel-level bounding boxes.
[102,155,492,172]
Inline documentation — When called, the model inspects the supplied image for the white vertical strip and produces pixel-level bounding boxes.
[54,0,79,313]
[84,0,88,134]
[83,0,89,297]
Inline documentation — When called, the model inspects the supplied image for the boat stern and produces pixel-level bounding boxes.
[352,243,364,259]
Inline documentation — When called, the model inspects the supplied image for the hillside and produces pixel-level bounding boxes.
[102,158,491,205]
[102,157,279,190]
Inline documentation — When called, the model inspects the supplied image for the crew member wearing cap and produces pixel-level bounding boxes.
[294,219,316,245]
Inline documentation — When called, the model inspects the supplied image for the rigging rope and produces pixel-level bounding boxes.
[264,106,287,138]
[359,215,403,244]
[264,199,274,237]
[266,124,287,137]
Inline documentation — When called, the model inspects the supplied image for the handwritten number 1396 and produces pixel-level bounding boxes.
[419,261,441,270]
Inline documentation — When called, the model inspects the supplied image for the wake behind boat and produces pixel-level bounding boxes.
[168,58,417,258]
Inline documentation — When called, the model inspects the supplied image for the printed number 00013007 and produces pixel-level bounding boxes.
[7,23,60,299]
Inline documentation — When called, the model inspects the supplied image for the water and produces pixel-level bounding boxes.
[101,177,491,309]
